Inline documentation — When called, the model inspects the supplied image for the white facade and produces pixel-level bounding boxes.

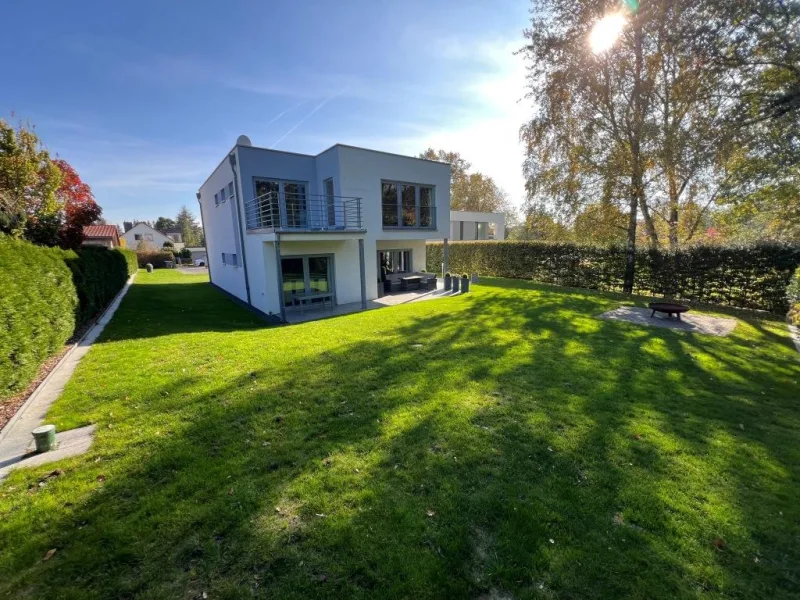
[197,140,451,321]
[449,210,505,241]
[121,223,185,250]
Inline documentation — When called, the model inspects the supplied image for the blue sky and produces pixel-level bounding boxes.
[2,0,531,225]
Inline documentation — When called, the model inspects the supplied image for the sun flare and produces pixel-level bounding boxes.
[589,13,627,54]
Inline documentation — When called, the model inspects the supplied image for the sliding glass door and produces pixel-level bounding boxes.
[281,255,334,307]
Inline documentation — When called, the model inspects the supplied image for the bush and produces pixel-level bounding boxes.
[118,248,138,277]
[427,241,800,314]
[61,247,134,327]
[0,235,78,398]
[136,251,174,268]
[0,237,137,400]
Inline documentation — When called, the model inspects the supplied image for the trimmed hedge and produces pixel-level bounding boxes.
[427,241,800,314]
[0,236,78,398]
[136,250,175,269]
[62,247,136,326]
[1,235,138,400]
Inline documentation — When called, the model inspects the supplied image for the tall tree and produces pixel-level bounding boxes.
[175,205,201,246]
[0,119,62,237]
[154,216,177,232]
[54,159,102,249]
[419,148,512,213]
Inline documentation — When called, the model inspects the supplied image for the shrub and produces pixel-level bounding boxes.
[61,246,133,327]
[0,237,136,400]
[136,251,174,268]
[428,241,800,314]
[118,248,138,277]
[179,247,192,260]
[0,234,78,398]
[162,240,174,248]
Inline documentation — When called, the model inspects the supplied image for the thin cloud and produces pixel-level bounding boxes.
[265,99,311,125]
[270,88,347,148]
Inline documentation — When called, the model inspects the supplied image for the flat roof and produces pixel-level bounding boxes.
[199,142,450,191]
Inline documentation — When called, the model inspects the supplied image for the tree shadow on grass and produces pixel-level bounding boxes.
[0,282,798,598]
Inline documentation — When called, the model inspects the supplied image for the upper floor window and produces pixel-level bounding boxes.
[382,181,435,228]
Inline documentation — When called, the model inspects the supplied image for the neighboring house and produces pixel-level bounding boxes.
[184,247,207,263]
[162,227,184,244]
[82,224,121,248]
[120,223,185,250]
[449,211,505,241]
[198,136,451,321]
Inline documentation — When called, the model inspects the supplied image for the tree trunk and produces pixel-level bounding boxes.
[624,180,639,294]
[667,169,679,251]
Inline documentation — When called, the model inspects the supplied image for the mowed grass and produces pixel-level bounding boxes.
[1,270,799,599]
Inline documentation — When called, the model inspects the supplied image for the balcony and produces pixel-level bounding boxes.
[244,191,363,232]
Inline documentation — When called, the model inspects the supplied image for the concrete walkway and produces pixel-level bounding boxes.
[0,273,136,480]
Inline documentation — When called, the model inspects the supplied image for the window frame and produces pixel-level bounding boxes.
[381,180,436,230]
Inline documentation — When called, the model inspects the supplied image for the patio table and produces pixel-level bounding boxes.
[400,275,423,291]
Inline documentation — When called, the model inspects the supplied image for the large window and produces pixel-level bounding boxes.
[378,249,412,279]
[253,179,307,228]
[476,222,488,240]
[382,183,398,226]
[382,181,435,228]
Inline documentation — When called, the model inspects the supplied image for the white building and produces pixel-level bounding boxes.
[197,136,451,322]
[121,223,185,250]
[449,211,505,241]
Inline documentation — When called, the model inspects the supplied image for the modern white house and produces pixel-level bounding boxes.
[449,210,506,241]
[197,136,451,322]
[121,222,185,250]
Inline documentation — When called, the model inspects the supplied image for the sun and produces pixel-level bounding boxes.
[589,13,627,54]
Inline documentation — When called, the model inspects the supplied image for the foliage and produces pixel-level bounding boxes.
[520,0,800,259]
[179,247,192,260]
[0,234,78,398]
[176,205,202,247]
[54,159,102,249]
[428,241,800,313]
[154,216,176,232]
[419,148,511,213]
[118,248,138,277]
[1,271,799,598]
[136,250,175,268]
[0,119,62,237]
[162,240,174,248]
[61,247,136,328]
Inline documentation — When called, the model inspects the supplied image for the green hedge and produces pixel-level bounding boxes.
[427,241,800,314]
[62,247,136,327]
[1,236,138,400]
[136,250,175,269]
[0,236,78,398]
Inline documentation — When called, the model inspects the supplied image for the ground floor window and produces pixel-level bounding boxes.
[378,249,412,281]
[281,255,334,307]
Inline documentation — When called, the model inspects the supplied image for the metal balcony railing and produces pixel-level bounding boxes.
[244,191,363,232]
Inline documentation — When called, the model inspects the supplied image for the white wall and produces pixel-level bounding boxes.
[336,145,450,300]
[121,223,173,250]
[449,210,506,240]
[198,156,247,301]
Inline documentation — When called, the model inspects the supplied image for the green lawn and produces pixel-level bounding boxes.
[1,270,799,599]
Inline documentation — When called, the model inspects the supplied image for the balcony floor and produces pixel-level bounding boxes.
[284,280,454,324]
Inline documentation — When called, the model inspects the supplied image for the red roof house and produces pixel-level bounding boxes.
[82,225,121,248]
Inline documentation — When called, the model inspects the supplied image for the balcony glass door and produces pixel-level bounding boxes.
[254,179,280,228]
[281,255,334,307]
[283,182,307,228]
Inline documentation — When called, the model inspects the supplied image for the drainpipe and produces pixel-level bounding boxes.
[196,191,213,281]
[228,152,252,306]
